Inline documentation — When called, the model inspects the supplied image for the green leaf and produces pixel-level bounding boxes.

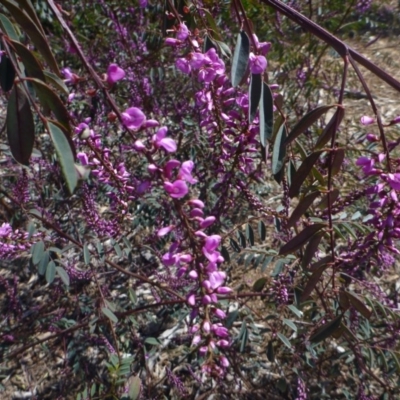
[287,191,320,228]
[272,123,287,181]
[102,307,118,323]
[345,291,372,319]
[29,77,70,129]
[83,244,90,265]
[203,35,217,53]
[38,250,49,275]
[9,39,45,81]
[239,322,248,353]
[32,240,45,264]
[47,121,77,194]
[6,85,34,165]
[0,13,19,41]
[231,31,250,87]
[283,318,297,332]
[277,332,292,349]
[267,340,275,362]
[300,265,327,302]
[43,70,69,95]
[253,277,267,292]
[288,151,323,198]
[45,260,56,284]
[230,238,241,253]
[287,304,303,318]
[128,288,137,305]
[317,188,340,210]
[285,105,338,146]
[127,376,141,400]
[301,232,324,269]
[279,224,326,255]
[0,54,15,91]
[310,315,343,344]
[237,230,246,248]
[258,220,266,241]
[249,73,262,123]
[246,224,254,246]
[0,0,60,75]
[145,337,160,346]
[331,148,345,176]
[56,266,70,286]
[259,82,274,146]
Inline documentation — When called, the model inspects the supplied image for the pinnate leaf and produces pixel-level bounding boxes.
[231,31,250,87]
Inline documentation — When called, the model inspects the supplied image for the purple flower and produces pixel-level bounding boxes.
[386,173,400,190]
[249,53,267,74]
[77,152,89,166]
[200,216,216,228]
[122,107,146,130]
[106,63,125,84]
[164,180,189,198]
[179,160,197,183]
[157,226,174,236]
[0,223,12,237]
[139,0,147,7]
[165,38,181,47]
[360,115,375,126]
[176,23,189,40]
[153,127,177,153]
[176,58,191,74]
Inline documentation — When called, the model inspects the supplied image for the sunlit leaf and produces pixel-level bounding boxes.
[0,13,19,41]
[315,107,345,149]
[277,332,291,349]
[127,376,141,400]
[102,307,118,323]
[47,121,77,194]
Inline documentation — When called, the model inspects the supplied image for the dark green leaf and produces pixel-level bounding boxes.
[300,263,329,302]
[317,188,340,210]
[258,220,266,241]
[221,245,230,263]
[289,151,323,198]
[253,277,267,292]
[310,315,343,344]
[246,224,254,246]
[237,231,246,248]
[285,105,337,146]
[239,322,248,353]
[29,77,70,129]
[331,148,345,176]
[287,191,320,228]
[47,121,77,194]
[0,54,15,92]
[0,0,60,74]
[102,307,118,323]
[272,123,287,181]
[249,73,262,123]
[231,31,250,87]
[56,266,70,286]
[10,39,45,81]
[261,256,273,273]
[267,340,275,362]
[309,255,333,272]
[279,224,325,255]
[203,35,216,53]
[230,238,241,253]
[259,82,274,145]
[7,85,34,165]
[45,260,56,284]
[345,291,372,319]
[315,107,345,149]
